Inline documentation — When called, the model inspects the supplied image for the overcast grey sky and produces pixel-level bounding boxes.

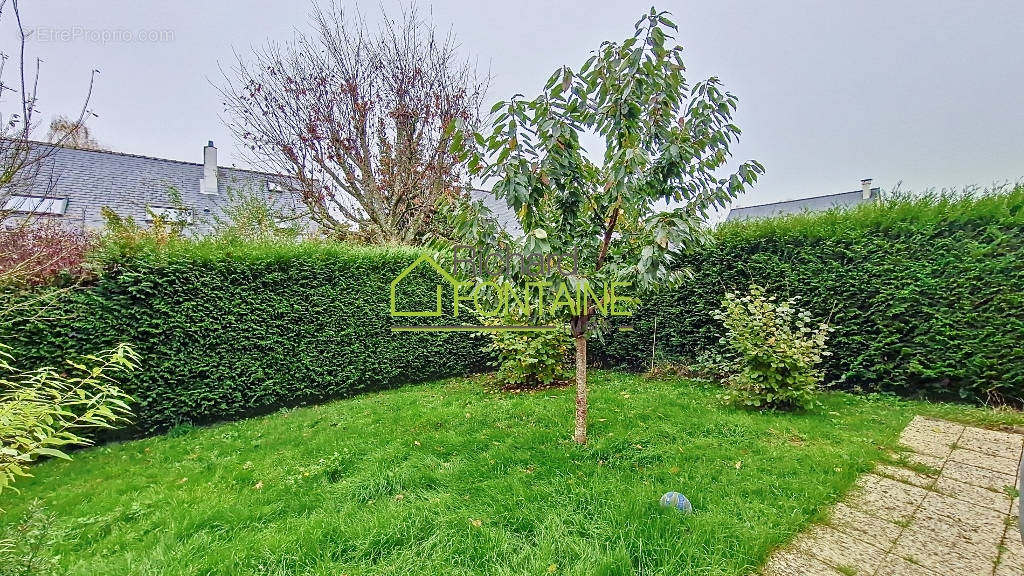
[4,1,1022,208]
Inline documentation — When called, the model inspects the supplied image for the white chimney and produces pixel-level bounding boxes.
[200,141,218,195]
[861,178,873,200]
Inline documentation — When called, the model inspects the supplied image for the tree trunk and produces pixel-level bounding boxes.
[574,333,588,444]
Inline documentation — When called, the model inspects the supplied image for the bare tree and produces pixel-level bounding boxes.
[221,1,486,244]
[0,0,97,224]
[46,115,103,150]
[0,0,98,290]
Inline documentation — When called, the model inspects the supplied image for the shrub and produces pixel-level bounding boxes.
[0,499,62,575]
[0,343,137,498]
[93,206,186,261]
[0,221,94,287]
[482,313,572,389]
[594,185,1024,405]
[714,285,830,410]
[1,240,490,436]
[208,185,306,242]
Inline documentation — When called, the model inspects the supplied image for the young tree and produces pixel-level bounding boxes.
[221,1,486,244]
[452,8,763,443]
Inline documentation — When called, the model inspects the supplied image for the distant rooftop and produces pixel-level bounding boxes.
[726,180,881,221]
[4,140,302,233]
[468,188,524,235]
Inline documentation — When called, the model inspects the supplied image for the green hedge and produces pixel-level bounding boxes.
[6,188,1021,436]
[597,187,1024,405]
[2,242,490,436]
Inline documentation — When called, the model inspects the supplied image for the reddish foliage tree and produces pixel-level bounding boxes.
[0,0,98,289]
[221,2,486,244]
[0,221,94,286]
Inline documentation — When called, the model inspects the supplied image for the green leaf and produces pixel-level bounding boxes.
[33,448,72,460]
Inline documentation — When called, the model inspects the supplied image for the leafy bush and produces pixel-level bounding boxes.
[1,240,490,436]
[94,206,186,261]
[208,185,307,242]
[594,185,1024,405]
[714,285,830,410]
[482,313,572,389]
[0,343,137,498]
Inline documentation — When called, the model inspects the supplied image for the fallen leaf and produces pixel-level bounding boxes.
[734,461,742,470]
[254,481,264,490]
[470,518,482,528]
[395,494,404,501]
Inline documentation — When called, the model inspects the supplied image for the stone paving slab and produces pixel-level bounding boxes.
[791,525,887,575]
[877,463,937,489]
[844,473,930,525]
[875,554,938,576]
[958,427,1024,461]
[898,418,963,458]
[763,549,846,576]
[942,459,1018,493]
[828,502,904,550]
[905,452,946,473]
[949,448,1019,475]
[933,476,1012,512]
[763,416,1024,576]
[995,523,1024,576]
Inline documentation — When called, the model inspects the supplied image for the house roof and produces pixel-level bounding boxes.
[9,140,298,231]
[24,139,279,178]
[725,187,881,221]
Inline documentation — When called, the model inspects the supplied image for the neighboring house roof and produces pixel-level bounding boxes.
[4,141,305,233]
[726,181,881,221]
[468,188,524,235]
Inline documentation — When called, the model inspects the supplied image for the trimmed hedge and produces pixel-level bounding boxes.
[5,187,1021,438]
[597,187,1024,405]
[2,241,490,436]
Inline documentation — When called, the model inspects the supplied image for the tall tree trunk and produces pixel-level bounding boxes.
[574,333,587,444]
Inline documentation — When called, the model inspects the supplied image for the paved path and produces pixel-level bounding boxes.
[763,416,1023,576]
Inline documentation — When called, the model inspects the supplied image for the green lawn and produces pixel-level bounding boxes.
[2,372,1018,575]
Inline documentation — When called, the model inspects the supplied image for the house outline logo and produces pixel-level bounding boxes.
[390,254,459,317]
